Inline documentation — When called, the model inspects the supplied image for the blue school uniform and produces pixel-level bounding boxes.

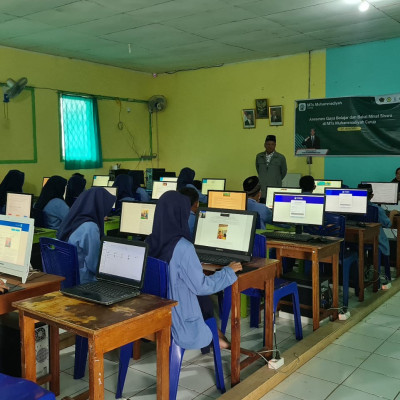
[43,198,69,230]
[188,210,196,240]
[136,187,150,202]
[247,198,272,229]
[186,183,207,204]
[370,203,391,256]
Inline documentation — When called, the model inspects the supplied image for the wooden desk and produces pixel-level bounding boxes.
[0,272,63,315]
[266,239,341,331]
[345,223,380,301]
[13,292,176,400]
[393,216,400,278]
[203,258,278,387]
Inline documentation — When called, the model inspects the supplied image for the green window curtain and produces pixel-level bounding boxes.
[61,95,103,170]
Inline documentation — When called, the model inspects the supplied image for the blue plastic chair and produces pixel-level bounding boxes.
[219,234,303,342]
[0,373,55,400]
[116,257,225,399]
[39,237,88,380]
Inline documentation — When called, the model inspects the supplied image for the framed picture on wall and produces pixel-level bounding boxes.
[242,109,255,128]
[255,99,268,119]
[269,105,283,126]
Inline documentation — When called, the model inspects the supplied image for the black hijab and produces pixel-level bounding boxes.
[177,167,195,191]
[65,174,86,208]
[0,170,25,207]
[113,174,134,210]
[35,175,67,210]
[57,187,115,241]
[146,191,192,263]
[128,170,143,193]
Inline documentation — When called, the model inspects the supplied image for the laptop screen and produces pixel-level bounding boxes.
[313,179,342,194]
[152,181,177,200]
[362,182,398,204]
[92,175,110,187]
[6,193,32,218]
[207,191,247,210]
[266,187,302,208]
[98,239,147,285]
[194,208,256,254]
[325,188,368,214]
[201,179,226,195]
[120,201,156,235]
[160,176,178,182]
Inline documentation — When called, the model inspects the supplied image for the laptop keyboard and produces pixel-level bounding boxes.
[80,281,140,299]
[260,231,314,242]
[198,254,239,265]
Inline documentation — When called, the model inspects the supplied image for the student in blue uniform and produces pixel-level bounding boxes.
[112,174,136,212]
[146,191,242,349]
[299,175,316,194]
[177,167,207,204]
[0,169,25,214]
[65,173,86,208]
[179,186,199,240]
[243,176,272,229]
[57,187,116,284]
[35,175,69,230]
[129,170,150,202]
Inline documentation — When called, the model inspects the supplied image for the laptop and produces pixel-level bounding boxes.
[61,237,148,305]
[193,208,257,265]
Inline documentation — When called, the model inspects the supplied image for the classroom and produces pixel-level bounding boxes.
[0,1,400,399]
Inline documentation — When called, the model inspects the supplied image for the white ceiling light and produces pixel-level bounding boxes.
[359,1,370,12]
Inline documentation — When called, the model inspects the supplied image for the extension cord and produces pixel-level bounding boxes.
[381,282,391,290]
[268,358,284,369]
[339,311,351,320]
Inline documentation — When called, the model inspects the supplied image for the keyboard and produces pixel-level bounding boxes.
[261,231,315,242]
[198,254,240,265]
[78,281,140,300]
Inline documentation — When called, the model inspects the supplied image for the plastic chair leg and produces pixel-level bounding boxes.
[115,342,133,399]
[73,335,88,379]
[291,289,303,340]
[249,296,261,328]
[169,339,185,400]
[220,286,232,334]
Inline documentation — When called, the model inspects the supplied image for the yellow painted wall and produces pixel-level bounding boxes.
[0,46,155,195]
[153,50,326,190]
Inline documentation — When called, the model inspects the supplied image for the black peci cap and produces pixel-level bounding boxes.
[243,176,261,196]
[265,135,276,142]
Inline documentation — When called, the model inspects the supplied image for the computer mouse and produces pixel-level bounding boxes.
[316,236,328,243]
[357,222,366,228]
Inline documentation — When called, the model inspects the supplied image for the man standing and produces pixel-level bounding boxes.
[255,135,287,201]
[302,128,321,149]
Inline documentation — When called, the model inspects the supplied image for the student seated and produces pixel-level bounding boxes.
[57,187,116,284]
[0,169,25,214]
[299,175,316,194]
[179,186,199,240]
[243,176,272,229]
[65,173,86,208]
[146,191,242,349]
[391,167,400,196]
[34,176,69,230]
[129,170,150,202]
[177,167,207,203]
[112,174,136,212]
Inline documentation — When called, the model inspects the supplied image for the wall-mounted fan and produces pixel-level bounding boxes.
[148,95,167,113]
[3,77,28,103]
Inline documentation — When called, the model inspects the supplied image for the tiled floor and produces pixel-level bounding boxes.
[55,284,400,400]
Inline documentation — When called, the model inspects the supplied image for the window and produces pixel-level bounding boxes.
[60,94,102,170]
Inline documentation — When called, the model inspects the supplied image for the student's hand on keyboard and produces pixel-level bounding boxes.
[228,261,242,273]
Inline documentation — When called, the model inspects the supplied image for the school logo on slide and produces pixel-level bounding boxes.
[298,103,306,111]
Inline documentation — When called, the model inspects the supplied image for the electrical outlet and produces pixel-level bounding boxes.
[268,358,284,369]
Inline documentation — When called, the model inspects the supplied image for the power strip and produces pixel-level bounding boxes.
[339,311,351,320]
[268,358,284,369]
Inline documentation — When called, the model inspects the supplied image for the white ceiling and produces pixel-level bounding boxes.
[0,0,399,73]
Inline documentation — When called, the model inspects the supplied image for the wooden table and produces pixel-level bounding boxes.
[266,238,341,331]
[13,292,177,400]
[392,215,400,278]
[345,223,380,301]
[203,257,278,386]
[0,272,63,315]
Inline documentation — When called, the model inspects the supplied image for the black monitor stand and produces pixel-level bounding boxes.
[295,224,303,235]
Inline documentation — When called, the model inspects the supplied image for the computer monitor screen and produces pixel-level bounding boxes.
[325,188,368,215]
[362,182,398,205]
[6,193,32,218]
[207,191,247,211]
[129,170,145,185]
[313,179,342,194]
[152,181,177,200]
[92,175,110,187]
[101,187,117,209]
[201,179,226,195]
[42,177,50,187]
[120,202,156,235]
[266,187,302,208]
[272,193,325,226]
[0,215,34,283]
[160,176,178,182]
[151,169,166,182]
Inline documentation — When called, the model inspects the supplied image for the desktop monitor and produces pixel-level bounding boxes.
[313,179,342,194]
[325,188,368,215]
[207,191,247,211]
[266,187,302,208]
[151,169,167,182]
[201,179,226,195]
[151,181,177,200]
[0,215,34,283]
[6,193,33,218]
[120,202,156,236]
[160,176,178,182]
[362,182,398,205]
[272,193,325,228]
[92,175,110,187]
[42,177,50,187]
[129,170,145,185]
